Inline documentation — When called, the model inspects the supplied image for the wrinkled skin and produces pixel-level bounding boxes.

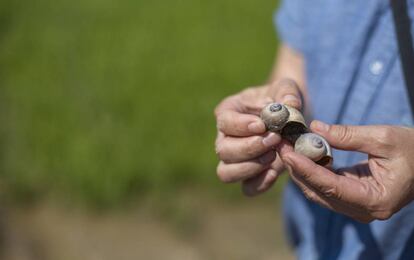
[214,79,303,196]
[277,121,414,223]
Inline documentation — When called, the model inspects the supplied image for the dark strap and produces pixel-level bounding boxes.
[390,0,414,113]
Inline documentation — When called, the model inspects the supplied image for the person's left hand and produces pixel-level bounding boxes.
[277,121,414,223]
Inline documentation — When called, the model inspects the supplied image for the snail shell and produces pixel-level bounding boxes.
[281,105,308,143]
[260,103,290,132]
[261,103,333,166]
[294,133,333,166]
[260,103,308,142]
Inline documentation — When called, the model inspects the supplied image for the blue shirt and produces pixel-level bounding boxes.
[276,0,414,259]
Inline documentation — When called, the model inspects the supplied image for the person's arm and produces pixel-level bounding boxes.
[270,44,311,121]
[277,120,414,222]
[214,43,306,196]
[269,44,307,95]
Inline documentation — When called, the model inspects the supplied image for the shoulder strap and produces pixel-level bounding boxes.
[390,0,414,113]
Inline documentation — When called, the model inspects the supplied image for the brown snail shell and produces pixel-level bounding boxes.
[294,133,333,166]
[260,103,333,166]
[260,103,290,132]
[281,105,308,143]
[260,103,308,142]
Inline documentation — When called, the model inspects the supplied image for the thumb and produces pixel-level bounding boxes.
[268,79,303,110]
[310,120,388,156]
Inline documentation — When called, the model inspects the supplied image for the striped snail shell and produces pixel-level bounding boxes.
[260,103,308,142]
[294,133,333,166]
[260,103,333,166]
[260,103,290,132]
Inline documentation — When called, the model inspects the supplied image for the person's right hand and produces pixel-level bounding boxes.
[214,79,304,196]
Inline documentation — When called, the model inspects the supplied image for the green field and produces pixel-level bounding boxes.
[0,0,281,207]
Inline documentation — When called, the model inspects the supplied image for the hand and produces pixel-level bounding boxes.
[277,121,414,222]
[214,79,303,196]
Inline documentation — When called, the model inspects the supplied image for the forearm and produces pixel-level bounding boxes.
[268,43,310,116]
[269,43,306,87]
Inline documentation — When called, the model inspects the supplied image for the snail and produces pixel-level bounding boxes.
[260,103,290,132]
[294,133,333,166]
[260,103,308,142]
[260,102,333,166]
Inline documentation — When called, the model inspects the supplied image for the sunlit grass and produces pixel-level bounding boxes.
[0,0,280,207]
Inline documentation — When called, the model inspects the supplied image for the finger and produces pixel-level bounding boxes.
[242,155,285,196]
[280,150,370,206]
[274,135,374,222]
[287,171,373,223]
[215,90,270,115]
[288,169,339,211]
[268,79,303,110]
[215,131,225,155]
[310,121,395,156]
[242,168,279,196]
[336,162,371,181]
[216,151,276,183]
[275,139,295,157]
[287,157,379,222]
[216,132,281,163]
[271,154,286,173]
[242,153,285,196]
[274,139,295,167]
[216,110,266,136]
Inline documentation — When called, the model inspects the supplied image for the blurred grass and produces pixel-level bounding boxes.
[0,0,280,207]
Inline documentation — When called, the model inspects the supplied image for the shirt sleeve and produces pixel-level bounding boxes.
[274,0,308,54]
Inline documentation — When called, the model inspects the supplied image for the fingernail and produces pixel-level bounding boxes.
[282,94,301,106]
[262,132,281,147]
[312,120,330,132]
[259,152,275,164]
[215,143,222,155]
[248,121,265,134]
[262,169,278,186]
[267,169,277,178]
[216,120,224,131]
